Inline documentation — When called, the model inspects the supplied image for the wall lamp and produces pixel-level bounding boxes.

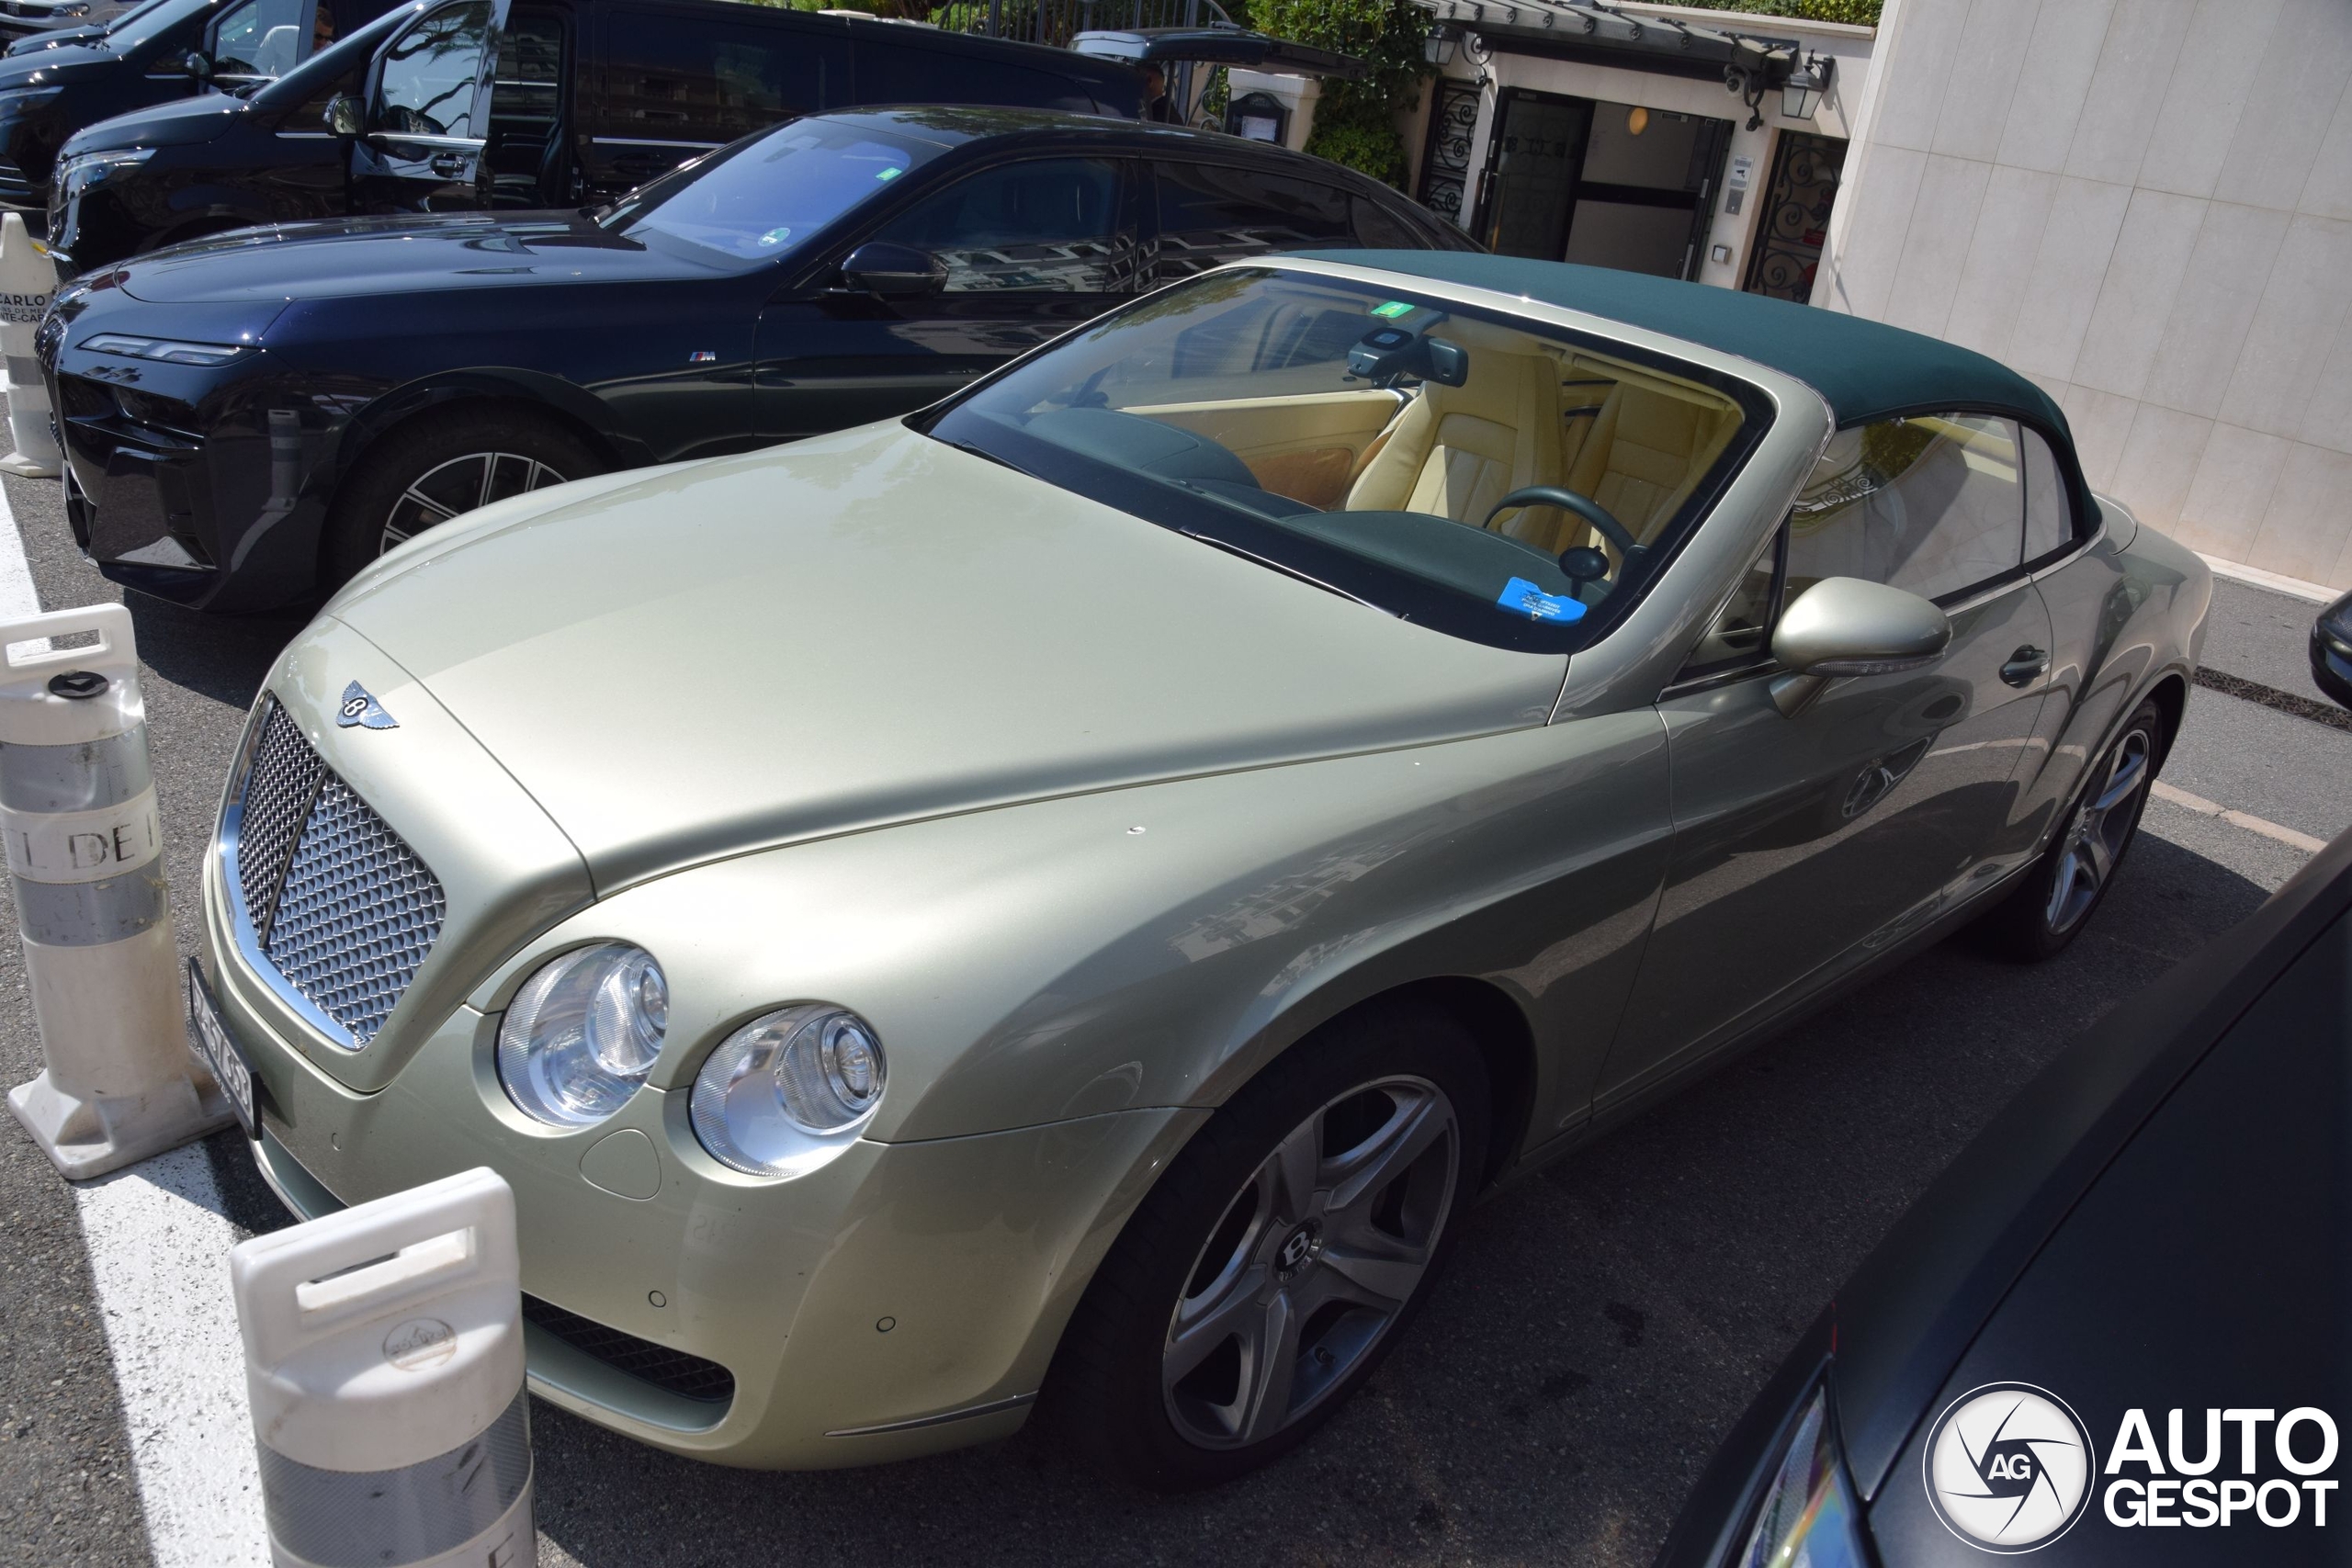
[1781,51,1834,120]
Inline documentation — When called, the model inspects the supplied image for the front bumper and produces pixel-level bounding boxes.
[44,331,331,612]
[199,846,1201,1468]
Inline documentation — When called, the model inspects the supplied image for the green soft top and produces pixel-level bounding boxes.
[1294,251,2067,434]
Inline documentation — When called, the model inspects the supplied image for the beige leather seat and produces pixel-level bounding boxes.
[1560,381,1735,545]
[1342,348,1566,524]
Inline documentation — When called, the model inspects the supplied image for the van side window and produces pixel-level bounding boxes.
[857,48,1096,114]
[376,1,494,140]
[874,159,1132,294]
[601,11,837,147]
[1785,414,2028,605]
[1153,162,1352,278]
[211,0,311,80]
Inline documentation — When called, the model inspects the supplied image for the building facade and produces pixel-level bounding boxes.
[1394,0,2352,592]
[1819,0,2352,592]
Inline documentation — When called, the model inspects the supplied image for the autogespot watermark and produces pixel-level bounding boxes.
[1924,1384,2339,1552]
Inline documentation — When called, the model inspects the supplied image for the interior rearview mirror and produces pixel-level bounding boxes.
[323,91,364,138]
[1770,576,1951,718]
[839,242,945,299]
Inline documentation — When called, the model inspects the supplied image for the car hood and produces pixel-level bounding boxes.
[324,423,1567,891]
[0,39,124,82]
[57,85,242,152]
[115,211,706,303]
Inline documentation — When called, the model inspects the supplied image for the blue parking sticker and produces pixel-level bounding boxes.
[1497,577,1587,622]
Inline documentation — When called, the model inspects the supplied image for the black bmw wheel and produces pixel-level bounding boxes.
[1973,696,2165,962]
[1050,1001,1489,1490]
[323,408,604,588]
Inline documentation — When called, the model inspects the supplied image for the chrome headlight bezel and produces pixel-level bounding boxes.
[81,332,254,367]
[54,143,153,204]
[1734,1382,1871,1568]
[689,1004,887,1178]
[494,942,669,1129]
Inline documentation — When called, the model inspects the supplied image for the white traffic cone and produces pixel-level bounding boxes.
[4,603,234,1179]
[0,211,59,479]
[232,1168,536,1568]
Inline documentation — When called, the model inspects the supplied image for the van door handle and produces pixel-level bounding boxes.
[2000,645,2049,687]
[430,152,467,177]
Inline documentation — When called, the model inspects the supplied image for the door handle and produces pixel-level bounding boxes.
[430,152,467,177]
[2000,645,2049,687]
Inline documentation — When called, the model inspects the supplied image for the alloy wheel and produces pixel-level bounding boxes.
[1161,1075,1459,1450]
[2044,724,2154,935]
[379,451,568,555]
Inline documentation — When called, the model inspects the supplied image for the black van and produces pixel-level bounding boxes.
[0,0,408,215]
[47,0,1148,272]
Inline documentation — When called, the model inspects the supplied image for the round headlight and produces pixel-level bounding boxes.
[690,1005,886,1175]
[496,942,667,1128]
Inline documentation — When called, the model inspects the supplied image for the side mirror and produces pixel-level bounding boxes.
[1769,576,1951,718]
[323,91,364,137]
[2312,589,2352,712]
[839,241,944,299]
[181,50,210,80]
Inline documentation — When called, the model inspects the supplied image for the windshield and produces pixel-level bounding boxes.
[599,118,944,268]
[106,0,209,44]
[252,0,410,107]
[922,270,1768,652]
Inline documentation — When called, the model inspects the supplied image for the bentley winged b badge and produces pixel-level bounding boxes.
[335,681,398,729]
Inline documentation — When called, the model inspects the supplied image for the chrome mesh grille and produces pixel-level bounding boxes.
[235,702,326,921]
[231,699,446,1045]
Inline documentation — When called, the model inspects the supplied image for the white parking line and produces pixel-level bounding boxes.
[75,1148,266,1565]
[2150,781,2331,854]
[0,471,269,1565]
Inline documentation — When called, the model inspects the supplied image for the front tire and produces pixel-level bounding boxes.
[1972,695,2165,962]
[1050,1002,1490,1491]
[322,407,603,588]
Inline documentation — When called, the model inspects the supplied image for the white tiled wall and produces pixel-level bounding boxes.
[1817,0,2352,589]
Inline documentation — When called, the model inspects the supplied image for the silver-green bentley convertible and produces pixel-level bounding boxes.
[197,253,2210,1488]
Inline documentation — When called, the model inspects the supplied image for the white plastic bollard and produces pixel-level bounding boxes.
[3,603,233,1179]
[232,1168,535,1568]
[0,211,58,479]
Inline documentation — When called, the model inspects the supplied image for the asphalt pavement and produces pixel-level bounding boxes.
[0,451,2343,1566]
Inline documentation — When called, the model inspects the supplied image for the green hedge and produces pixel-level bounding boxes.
[1701,0,1881,24]
[1231,0,1430,186]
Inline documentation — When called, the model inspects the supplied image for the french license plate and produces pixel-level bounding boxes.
[186,960,257,1140]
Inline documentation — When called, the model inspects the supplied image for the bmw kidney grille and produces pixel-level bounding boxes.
[227,698,446,1046]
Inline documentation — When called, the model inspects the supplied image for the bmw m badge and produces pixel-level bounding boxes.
[336,681,398,730]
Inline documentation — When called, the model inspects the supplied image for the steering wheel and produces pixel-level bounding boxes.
[1483,485,1640,561]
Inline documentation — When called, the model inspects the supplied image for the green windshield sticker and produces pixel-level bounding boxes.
[1370,300,1414,318]
[876,165,903,181]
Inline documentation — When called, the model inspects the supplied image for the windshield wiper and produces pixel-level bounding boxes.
[931,436,1029,478]
[1181,530,1393,615]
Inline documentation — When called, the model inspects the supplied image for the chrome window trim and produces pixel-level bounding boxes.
[216,698,366,1052]
[1930,564,2041,619]
[2028,514,2109,584]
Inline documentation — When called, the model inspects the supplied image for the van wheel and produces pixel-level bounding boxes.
[1048,1001,1489,1491]
[322,408,602,587]
[1970,696,2165,962]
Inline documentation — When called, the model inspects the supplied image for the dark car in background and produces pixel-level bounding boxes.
[44,0,1155,273]
[0,0,401,218]
[1657,671,2352,1566]
[40,107,1474,612]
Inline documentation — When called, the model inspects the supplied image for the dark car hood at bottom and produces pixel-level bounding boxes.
[1862,902,2347,1563]
[112,211,718,304]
